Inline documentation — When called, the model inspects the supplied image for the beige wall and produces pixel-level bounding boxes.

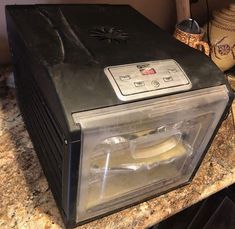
[0,0,234,64]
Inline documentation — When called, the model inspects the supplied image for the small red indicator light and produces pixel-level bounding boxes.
[140,68,156,75]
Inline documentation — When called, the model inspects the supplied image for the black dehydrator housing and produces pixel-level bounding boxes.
[6,4,233,228]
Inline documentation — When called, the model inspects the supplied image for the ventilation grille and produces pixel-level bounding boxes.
[90,26,128,43]
[15,58,64,203]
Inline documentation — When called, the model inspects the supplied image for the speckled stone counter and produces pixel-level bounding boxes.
[0,86,234,229]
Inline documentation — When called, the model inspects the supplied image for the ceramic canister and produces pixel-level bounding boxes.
[208,20,235,71]
[206,6,235,71]
[174,27,210,55]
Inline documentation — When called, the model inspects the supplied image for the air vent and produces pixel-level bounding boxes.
[14,55,64,204]
[90,26,128,43]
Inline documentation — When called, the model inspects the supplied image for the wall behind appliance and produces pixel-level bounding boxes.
[0,0,234,64]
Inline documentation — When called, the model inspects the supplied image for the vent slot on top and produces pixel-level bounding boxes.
[90,26,128,43]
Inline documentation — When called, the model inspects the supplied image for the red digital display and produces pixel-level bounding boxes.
[140,68,156,75]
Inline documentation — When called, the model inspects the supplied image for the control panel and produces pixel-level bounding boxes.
[104,59,192,101]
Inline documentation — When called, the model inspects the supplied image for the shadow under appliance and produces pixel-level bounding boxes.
[6,4,233,228]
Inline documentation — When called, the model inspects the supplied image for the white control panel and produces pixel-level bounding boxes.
[104,59,192,101]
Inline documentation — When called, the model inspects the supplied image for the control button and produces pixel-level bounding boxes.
[134,81,145,87]
[163,76,173,82]
[151,80,160,88]
[168,68,177,74]
[119,75,131,81]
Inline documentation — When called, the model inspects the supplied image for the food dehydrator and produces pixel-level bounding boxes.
[6,4,233,228]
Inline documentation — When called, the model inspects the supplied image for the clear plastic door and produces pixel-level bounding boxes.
[72,85,229,222]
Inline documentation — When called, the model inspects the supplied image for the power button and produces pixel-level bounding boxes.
[151,80,160,88]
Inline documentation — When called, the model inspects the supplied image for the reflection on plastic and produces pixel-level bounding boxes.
[91,132,187,173]
[87,125,191,209]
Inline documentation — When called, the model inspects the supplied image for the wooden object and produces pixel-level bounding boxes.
[176,0,191,22]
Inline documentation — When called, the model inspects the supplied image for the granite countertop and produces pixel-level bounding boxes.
[0,84,235,229]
